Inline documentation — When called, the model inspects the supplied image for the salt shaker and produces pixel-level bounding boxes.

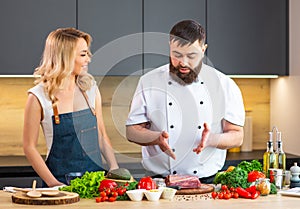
[290,162,300,188]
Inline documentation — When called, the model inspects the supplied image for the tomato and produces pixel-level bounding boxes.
[111,191,118,198]
[211,191,218,199]
[117,187,126,196]
[233,192,239,199]
[99,179,118,192]
[95,197,102,203]
[223,193,231,200]
[105,188,111,196]
[247,171,266,182]
[218,192,224,199]
[100,191,106,198]
[221,185,228,191]
[108,197,117,202]
[137,176,156,190]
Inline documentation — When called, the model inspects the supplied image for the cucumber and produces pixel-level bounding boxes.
[106,168,132,180]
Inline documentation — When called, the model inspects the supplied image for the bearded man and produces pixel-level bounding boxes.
[126,20,245,184]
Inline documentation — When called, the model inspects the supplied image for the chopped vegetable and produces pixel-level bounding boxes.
[59,171,105,198]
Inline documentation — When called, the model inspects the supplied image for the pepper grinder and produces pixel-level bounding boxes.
[290,162,300,188]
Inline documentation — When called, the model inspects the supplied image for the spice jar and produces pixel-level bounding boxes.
[255,178,271,196]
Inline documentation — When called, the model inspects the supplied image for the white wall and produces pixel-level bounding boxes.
[270,0,300,156]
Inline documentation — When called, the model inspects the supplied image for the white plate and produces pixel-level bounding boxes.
[278,187,300,197]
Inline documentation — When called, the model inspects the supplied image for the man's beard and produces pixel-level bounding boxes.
[169,59,202,86]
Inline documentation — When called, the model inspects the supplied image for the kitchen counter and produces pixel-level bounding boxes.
[0,190,299,209]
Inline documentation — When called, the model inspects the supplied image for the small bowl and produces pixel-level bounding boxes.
[126,189,146,201]
[161,187,177,200]
[65,172,84,185]
[144,189,163,201]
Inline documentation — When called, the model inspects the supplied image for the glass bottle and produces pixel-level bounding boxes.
[263,132,277,175]
[275,132,286,170]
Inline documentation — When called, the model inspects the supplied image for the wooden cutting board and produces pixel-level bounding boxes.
[175,184,214,195]
[11,191,79,205]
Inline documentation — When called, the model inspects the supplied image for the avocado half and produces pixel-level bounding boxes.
[106,168,132,180]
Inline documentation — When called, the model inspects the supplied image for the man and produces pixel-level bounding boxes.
[126,20,245,183]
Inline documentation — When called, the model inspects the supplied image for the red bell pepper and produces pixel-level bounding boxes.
[236,187,251,199]
[245,185,257,194]
[137,176,156,190]
[98,179,118,192]
[251,190,260,199]
[247,170,266,182]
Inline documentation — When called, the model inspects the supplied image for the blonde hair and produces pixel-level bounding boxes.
[34,27,94,104]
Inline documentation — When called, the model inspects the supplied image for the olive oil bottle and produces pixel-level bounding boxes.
[275,132,286,170]
[263,131,277,175]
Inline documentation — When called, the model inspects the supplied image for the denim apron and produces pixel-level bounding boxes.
[45,93,104,185]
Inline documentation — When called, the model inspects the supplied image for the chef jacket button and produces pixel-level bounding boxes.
[200,101,204,105]
[198,125,201,129]
[193,170,197,174]
[170,125,174,129]
[169,102,172,106]
[173,171,177,175]
[201,81,204,84]
[172,148,175,152]
[168,81,172,85]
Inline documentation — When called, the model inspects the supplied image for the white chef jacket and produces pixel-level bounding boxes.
[126,64,245,178]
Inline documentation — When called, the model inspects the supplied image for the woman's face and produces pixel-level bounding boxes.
[73,38,91,75]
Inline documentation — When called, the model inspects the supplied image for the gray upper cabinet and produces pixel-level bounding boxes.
[0,0,289,76]
[143,0,206,73]
[0,0,76,75]
[78,0,143,76]
[207,0,288,75]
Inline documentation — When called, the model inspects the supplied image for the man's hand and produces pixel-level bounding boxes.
[156,131,176,160]
[193,123,210,154]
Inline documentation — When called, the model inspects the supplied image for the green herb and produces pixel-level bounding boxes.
[213,160,262,188]
[214,167,250,188]
[270,183,277,194]
[59,171,105,198]
[236,160,262,173]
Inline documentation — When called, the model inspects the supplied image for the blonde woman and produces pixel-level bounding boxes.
[23,28,119,187]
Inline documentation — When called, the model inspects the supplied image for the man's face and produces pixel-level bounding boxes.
[169,40,207,85]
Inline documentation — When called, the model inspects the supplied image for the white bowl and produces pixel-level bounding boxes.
[161,187,177,200]
[126,189,145,201]
[144,189,163,201]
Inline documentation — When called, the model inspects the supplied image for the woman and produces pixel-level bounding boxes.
[23,28,119,187]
